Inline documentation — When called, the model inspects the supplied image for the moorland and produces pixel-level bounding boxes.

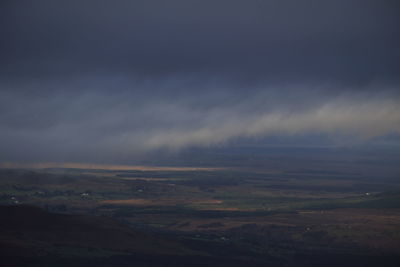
[1,147,400,266]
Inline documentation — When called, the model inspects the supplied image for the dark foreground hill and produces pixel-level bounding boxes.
[0,205,265,267]
[1,205,399,267]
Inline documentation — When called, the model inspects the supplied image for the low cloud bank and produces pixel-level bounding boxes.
[144,98,400,150]
[1,81,399,162]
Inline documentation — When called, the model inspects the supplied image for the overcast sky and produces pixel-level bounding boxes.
[1,0,400,163]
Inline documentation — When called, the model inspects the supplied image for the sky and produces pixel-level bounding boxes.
[1,0,400,164]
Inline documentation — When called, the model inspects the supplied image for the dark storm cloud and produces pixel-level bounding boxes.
[0,1,400,163]
[1,0,399,86]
